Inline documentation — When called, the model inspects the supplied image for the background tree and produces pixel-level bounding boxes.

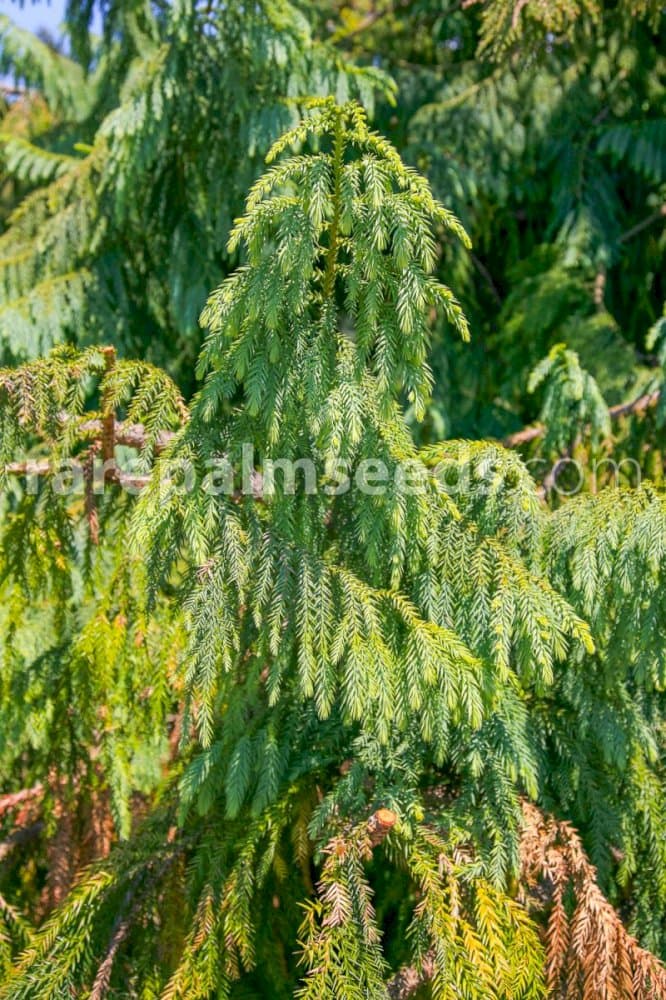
[0,0,390,381]
[316,0,665,444]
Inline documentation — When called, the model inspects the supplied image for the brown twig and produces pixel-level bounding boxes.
[328,1,409,43]
[511,0,529,30]
[100,346,116,476]
[0,84,29,98]
[89,904,134,1000]
[594,267,606,310]
[0,784,43,817]
[329,8,387,41]
[43,767,75,909]
[3,419,176,486]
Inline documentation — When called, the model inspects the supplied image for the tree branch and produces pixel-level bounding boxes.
[328,2,410,44]
[329,8,387,42]
[0,84,29,99]
[503,388,661,448]
[618,204,666,245]
[3,419,176,487]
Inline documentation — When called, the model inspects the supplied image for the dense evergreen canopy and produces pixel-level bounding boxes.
[0,2,664,997]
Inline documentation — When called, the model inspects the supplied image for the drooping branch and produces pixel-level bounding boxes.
[298,809,398,992]
[89,905,134,1000]
[378,796,666,1000]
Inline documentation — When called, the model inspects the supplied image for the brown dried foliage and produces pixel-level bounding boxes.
[520,801,666,999]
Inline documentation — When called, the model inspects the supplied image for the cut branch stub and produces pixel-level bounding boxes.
[367,808,397,846]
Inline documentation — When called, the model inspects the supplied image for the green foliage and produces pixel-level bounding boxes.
[0,14,88,118]
[0,345,185,929]
[528,343,610,456]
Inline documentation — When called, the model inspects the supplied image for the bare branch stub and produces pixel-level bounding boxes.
[367,808,397,846]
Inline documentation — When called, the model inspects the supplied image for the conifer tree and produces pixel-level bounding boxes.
[1,98,666,999]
